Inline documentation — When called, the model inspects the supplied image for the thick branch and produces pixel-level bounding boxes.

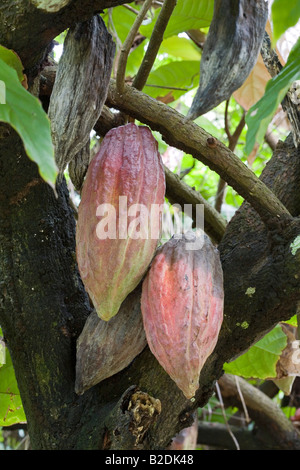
[197,422,275,450]
[107,79,291,227]
[164,166,226,244]
[0,0,134,72]
[132,0,177,91]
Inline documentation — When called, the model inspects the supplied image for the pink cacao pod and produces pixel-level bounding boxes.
[141,231,224,399]
[76,123,165,321]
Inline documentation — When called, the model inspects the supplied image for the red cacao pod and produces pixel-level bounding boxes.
[75,287,147,395]
[76,123,165,321]
[141,232,224,399]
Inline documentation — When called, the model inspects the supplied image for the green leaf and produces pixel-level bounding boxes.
[0,350,26,426]
[144,60,199,101]
[284,315,298,327]
[223,324,287,379]
[245,37,300,155]
[0,57,57,186]
[271,0,300,46]
[0,46,25,84]
[159,36,201,61]
[0,328,5,368]
[103,5,140,43]
[126,41,147,77]
[140,0,213,39]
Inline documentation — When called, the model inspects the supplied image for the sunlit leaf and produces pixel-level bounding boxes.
[0,350,26,426]
[245,37,300,155]
[271,0,300,46]
[103,5,140,43]
[144,60,199,101]
[0,45,26,85]
[140,0,213,39]
[159,36,201,61]
[223,324,287,379]
[0,58,57,186]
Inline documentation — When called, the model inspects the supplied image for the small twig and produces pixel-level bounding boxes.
[145,84,189,91]
[116,0,153,94]
[215,382,240,450]
[122,3,140,15]
[132,0,177,91]
[215,101,246,213]
[224,100,232,140]
[235,375,250,424]
[107,8,122,78]
[261,31,283,78]
[145,72,198,91]
[261,31,300,148]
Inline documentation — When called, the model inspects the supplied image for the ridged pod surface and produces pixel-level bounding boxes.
[76,123,165,321]
[141,232,224,399]
[75,288,147,395]
[188,0,268,119]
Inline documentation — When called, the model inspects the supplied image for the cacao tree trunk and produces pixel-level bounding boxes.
[0,0,300,450]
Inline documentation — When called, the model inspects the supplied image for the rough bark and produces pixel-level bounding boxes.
[0,0,133,74]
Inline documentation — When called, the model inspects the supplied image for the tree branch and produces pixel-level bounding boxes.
[164,166,226,244]
[197,421,279,450]
[218,374,300,450]
[261,31,300,148]
[0,0,134,72]
[132,0,177,91]
[215,101,245,213]
[107,79,292,227]
[39,67,226,243]
[116,0,152,94]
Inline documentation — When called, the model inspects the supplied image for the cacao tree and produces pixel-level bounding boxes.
[0,0,300,451]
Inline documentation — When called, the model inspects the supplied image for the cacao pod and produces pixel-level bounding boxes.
[76,122,166,321]
[141,231,224,399]
[48,16,115,172]
[75,287,147,395]
[187,0,268,119]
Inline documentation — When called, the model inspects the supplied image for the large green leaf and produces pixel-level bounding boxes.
[223,324,287,379]
[0,57,57,186]
[245,37,300,155]
[0,328,5,368]
[126,41,147,77]
[144,60,199,101]
[0,45,25,84]
[140,0,213,39]
[103,5,140,43]
[0,350,26,426]
[271,0,300,46]
[159,36,201,61]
